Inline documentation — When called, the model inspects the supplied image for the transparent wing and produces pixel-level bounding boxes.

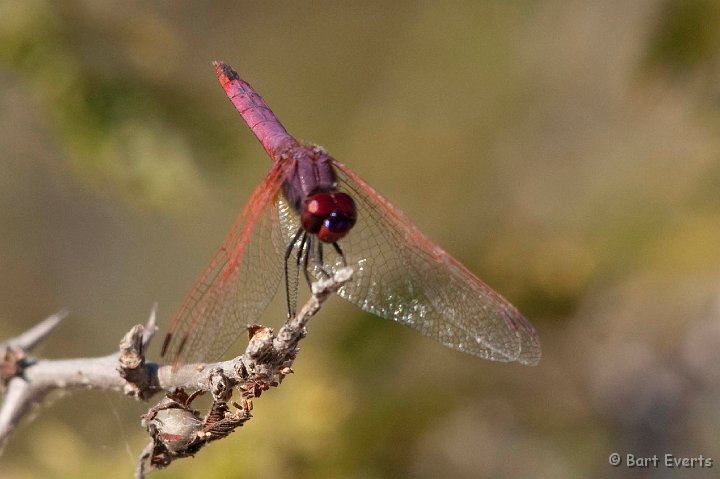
[162,161,288,367]
[277,159,541,365]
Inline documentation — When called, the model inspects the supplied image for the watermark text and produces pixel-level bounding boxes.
[609,453,713,469]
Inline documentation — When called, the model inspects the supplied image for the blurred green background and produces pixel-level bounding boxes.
[2,1,720,478]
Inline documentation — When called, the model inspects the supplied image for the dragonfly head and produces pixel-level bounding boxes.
[302,191,357,243]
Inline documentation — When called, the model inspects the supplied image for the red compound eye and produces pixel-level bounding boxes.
[306,192,335,217]
[301,192,357,242]
[331,192,357,226]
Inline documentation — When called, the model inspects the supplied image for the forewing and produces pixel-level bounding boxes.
[298,160,541,365]
[162,161,288,367]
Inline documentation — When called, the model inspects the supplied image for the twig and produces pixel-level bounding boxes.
[0,267,353,477]
[1,310,67,351]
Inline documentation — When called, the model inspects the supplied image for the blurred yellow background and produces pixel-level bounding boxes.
[2,1,720,478]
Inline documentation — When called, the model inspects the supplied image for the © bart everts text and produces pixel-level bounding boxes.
[609,453,713,468]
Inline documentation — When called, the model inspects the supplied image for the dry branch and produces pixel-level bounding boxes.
[0,267,353,478]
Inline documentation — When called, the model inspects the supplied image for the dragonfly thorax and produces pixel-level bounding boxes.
[301,191,357,242]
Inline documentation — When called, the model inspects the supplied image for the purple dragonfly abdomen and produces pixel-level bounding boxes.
[215,62,299,157]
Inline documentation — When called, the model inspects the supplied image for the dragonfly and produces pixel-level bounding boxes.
[161,62,541,368]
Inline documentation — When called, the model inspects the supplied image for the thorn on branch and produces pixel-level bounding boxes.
[2,311,67,352]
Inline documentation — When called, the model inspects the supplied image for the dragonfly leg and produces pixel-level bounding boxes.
[314,241,333,278]
[332,241,347,266]
[299,236,335,294]
[284,227,304,318]
[302,234,313,288]
[296,232,308,269]
[317,240,324,269]
[292,232,310,315]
